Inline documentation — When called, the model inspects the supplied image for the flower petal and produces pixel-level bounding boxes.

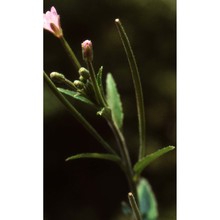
[43,14,53,32]
[51,6,57,15]
[43,6,62,37]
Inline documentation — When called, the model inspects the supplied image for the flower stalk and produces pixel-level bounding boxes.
[59,36,81,71]
[50,71,77,90]
[43,7,81,71]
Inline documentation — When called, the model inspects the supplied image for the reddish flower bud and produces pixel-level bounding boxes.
[81,40,93,62]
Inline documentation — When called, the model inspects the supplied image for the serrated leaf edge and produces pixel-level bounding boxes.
[106,73,124,129]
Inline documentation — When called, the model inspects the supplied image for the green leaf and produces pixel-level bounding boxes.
[66,153,121,165]
[57,88,95,106]
[106,73,124,129]
[137,178,158,220]
[134,146,175,175]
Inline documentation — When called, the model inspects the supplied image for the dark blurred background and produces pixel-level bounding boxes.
[44,0,176,219]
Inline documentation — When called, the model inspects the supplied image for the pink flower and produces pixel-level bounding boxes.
[81,40,93,62]
[43,6,63,38]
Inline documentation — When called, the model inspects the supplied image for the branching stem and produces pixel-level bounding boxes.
[44,71,116,155]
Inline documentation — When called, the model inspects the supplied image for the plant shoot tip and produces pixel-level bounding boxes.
[115,18,120,23]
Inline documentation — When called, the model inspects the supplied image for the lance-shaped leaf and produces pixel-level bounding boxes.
[66,153,121,165]
[106,73,124,129]
[134,146,175,176]
[137,178,158,220]
[57,88,95,106]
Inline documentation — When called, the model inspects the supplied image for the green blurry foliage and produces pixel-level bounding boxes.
[137,178,158,220]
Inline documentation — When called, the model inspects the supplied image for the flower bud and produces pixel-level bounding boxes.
[79,76,87,83]
[81,40,93,62]
[50,72,66,83]
[78,67,90,80]
[73,80,84,90]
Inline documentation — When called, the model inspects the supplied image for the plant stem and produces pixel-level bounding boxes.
[64,78,77,90]
[44,71,116,155]
[87,61,107,107]
[107,119,137,199]
[128,192,142,220]
[115,19,146,160]
[45,71,136,198]
[85,61,136,196]
[60,36,81,71]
